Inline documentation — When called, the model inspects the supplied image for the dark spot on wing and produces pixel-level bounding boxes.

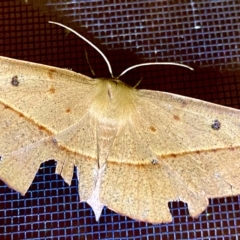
[211,119,221,130]
[150,126,156,132]
[11,76,19,86]
[151,159,158,165]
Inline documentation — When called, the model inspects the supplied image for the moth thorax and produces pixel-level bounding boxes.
[90,78,138,125]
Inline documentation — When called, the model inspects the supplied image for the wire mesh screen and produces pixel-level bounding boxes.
[0,0,240,239]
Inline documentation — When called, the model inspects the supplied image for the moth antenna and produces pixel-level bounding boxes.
[49,21,114,78]
[118,62,194,78]
[84,49,96,77]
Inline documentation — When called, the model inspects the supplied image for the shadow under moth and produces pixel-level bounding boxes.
[0,22,240,224]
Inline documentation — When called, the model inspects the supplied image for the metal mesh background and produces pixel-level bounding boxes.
[0,0,240,239]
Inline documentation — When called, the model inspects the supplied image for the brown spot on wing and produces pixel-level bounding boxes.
[65,108,71,113]
[48,69,57,79]
[173,115,180,121]
[150,126,156,132]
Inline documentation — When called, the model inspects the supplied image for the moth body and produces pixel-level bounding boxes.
[90,78,138,126]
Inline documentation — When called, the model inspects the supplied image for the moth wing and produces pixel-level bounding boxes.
[100,90,240,223]
[0,57,98,198]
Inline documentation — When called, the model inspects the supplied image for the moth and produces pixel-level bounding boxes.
[0,22,240,224]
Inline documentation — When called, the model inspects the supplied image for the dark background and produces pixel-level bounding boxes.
[0,0,239,239]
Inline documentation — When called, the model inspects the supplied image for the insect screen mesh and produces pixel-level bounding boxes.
[0,0,240,239]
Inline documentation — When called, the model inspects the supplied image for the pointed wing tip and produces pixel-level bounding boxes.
[86,200,104,221]
[94,209,102,222]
